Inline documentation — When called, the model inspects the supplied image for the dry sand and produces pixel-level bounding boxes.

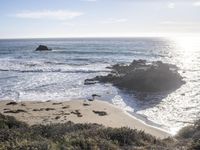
[0,100,171,139]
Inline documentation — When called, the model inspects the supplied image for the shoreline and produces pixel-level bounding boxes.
[0,99,171,139]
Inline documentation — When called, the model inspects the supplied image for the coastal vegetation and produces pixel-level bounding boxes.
[0,113,199,150]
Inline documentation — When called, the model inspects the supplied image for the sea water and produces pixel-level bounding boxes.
[0,37,200,134]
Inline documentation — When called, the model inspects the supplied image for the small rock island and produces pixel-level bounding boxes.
[35,45,52,51]
[85,60,185,92]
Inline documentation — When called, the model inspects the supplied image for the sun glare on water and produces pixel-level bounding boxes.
[170,35,200,70]
[173,36,200,51]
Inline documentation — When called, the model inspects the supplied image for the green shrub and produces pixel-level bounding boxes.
[176,125,195,139]
[191,139,200,150]
[0,114,27,129]
[0,113,199,150]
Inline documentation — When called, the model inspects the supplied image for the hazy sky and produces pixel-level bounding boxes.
[0,0,200,38]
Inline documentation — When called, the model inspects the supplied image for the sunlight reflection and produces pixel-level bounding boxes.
[173,36,200,52]
[170,36,200,70]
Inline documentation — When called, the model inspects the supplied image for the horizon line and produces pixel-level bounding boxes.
[1,33,200,40]
[0,36,167,40]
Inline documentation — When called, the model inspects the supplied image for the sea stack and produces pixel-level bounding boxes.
[35,45,52,51]
[85,60,185,92]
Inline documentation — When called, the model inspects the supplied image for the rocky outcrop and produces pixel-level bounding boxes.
[85,60,185,92]
[35,45,52,51]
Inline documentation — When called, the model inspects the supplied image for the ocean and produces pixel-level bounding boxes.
[0,37,200,134]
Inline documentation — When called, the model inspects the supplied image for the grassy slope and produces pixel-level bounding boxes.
[0,113,199,150]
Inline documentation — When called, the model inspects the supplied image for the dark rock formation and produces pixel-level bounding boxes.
[93,110,107,116]
[4,109,27,114]
[6,102,18,105]
[35,45,52,51]
[84,79,98,85]
[85,60,185,92]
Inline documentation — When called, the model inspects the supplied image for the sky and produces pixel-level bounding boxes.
[0,0,200,38]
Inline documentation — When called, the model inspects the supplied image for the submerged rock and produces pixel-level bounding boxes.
[85,60,185,92]
[35,45,52,51]
[84,79,98,85]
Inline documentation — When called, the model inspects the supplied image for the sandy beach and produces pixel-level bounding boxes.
[0,100,170,139]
